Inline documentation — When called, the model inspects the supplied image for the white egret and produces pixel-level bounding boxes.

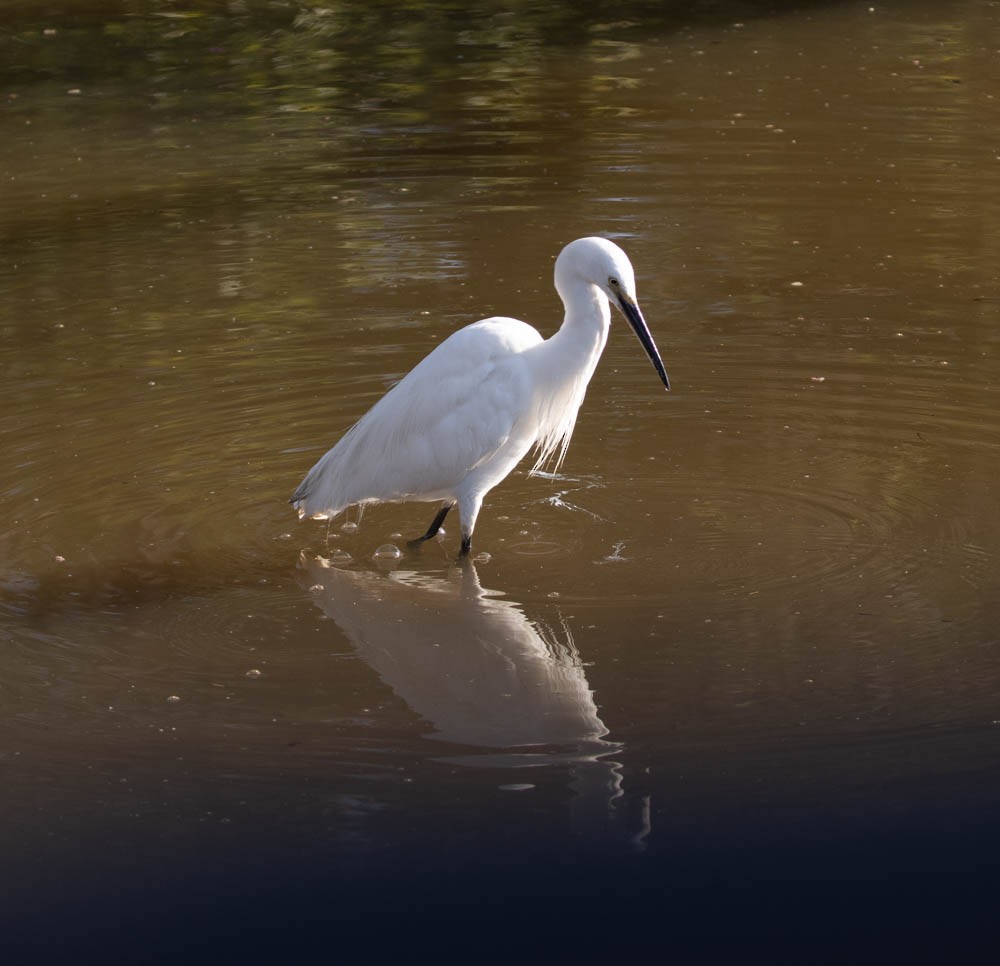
[291,236,670,555]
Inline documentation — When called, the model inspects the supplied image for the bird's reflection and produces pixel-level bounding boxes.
[298,553,649,850]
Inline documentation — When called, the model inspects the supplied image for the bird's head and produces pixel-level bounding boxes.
[556,236,670,391]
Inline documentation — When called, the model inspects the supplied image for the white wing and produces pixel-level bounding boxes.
[292,317,543,519]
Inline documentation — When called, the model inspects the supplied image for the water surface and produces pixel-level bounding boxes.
[2,0,1000,956]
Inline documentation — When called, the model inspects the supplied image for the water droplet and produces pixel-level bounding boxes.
[166,695,181,704]
[499,783,535,792]
[341,521,358,533]
[372,544,402,560]
[328,548,352,564]
[245,669,262,679]
[472,551,492,563]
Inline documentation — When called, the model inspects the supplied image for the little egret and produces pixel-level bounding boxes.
[291,236,670,555]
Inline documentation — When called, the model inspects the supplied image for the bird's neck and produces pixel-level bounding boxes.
[548,283,611,380]
[521,282,612,473]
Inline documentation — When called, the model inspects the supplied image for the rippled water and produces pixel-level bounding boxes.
[2,0,1000,956]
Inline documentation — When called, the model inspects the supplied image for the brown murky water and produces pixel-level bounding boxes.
[2,0,999,956]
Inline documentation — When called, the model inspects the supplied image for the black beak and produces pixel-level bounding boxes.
[617,295,670,391]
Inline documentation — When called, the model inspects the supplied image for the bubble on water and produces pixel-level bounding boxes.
[372,543,402,560]
[328,548,352,564]
[245,669,262,679]
[166,695,181,704]
[340,521,358,533]
[472,551,492,563]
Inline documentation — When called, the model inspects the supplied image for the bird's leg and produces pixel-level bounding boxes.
[456,492,481,558]
[408,503,453,547]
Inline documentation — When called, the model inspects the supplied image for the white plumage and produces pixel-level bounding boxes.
[291,236,670,555]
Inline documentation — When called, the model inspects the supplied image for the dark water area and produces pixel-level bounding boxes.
[2,0,1000,958]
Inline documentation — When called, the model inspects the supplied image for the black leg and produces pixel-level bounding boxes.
[408,503,453,547]
[459,534,472,557]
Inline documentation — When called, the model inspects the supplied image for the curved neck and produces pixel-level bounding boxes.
[520,277,614,473]
[547,281,611,380]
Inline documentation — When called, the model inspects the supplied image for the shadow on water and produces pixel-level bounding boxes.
[0,521,291,620]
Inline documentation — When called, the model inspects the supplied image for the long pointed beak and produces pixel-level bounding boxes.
[617,295,670,391]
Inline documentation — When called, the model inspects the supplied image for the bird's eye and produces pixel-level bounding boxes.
[608,277,620,289]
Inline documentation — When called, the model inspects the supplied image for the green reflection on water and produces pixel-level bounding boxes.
[1,1,856,120]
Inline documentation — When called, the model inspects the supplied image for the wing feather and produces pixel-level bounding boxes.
[292,318,542,519]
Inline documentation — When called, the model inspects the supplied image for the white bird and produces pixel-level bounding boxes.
[291,236,670,555]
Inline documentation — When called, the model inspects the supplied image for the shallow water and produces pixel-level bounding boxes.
[2,0,1000,955]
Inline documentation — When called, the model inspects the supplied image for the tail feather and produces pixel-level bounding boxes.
[290,421,364,520]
